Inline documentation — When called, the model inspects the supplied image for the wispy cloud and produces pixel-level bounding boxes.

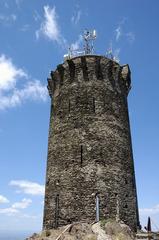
[0,13,17,26]
[71,35,83,51]
[0,207,19,216]
[12,198,32,209]
[36,5,67,48]
[33,10,41,22]
[140,204,159,215]
[114,18,135,44]
[4,2,9,8]
[71,5,81,25]
[0,198,32,216]
[107,18,136,61]
[9,180,45,196]
[126,32,135,43]
[115,26,122,42]
[0,54,48,110]
[21,213,39,219]
[20,24,30,32]
[0,80,48,110]
[15,0,23,8]
[0,195,9,204]
[0,54,27,91]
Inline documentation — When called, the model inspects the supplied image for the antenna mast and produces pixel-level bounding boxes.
[63,29,97,61]
[83,29,97,55]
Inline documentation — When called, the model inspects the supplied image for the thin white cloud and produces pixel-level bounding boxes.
[20,24,30,32]
[9,180,45,196]
[0,54,48,110]
[110,18,136,61]
[0,195,9,204]
[71,10,81,25]
[36,5,67,48]
[114,19,135,44]
[71,35,83,51]
[0,54,27,91]
[0,14,17,25]
[33,10,41,22]
[12,198,32,209]
[0,207,19,216]
[115,26,122,42]
[4,2,9,8]
[0,80,48,110]
[140,204,159,215]
[126,32,135,43]
[0,198,32,216]
[15,0,23,8]
[21,213,38,219]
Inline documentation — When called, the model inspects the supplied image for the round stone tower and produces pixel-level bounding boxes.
[43,55,140,232]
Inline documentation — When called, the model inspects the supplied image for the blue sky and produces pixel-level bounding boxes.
[0,0,159,238]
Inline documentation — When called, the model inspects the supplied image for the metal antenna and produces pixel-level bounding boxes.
[106,42,120,63]
[83,29,97,55]
[106,42,114,60]
[63,29,97,61]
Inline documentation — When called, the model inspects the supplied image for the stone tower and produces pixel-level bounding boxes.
[43,55,140,232]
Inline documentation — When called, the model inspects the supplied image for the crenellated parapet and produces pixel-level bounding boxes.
[47,56,131,98]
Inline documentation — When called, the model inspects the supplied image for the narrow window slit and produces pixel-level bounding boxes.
[103,96,105,108]
[80,145,83,166]
[55,194,59,228]
[68,99,70,112]
[124,203,128,208]
[93,98,95,113]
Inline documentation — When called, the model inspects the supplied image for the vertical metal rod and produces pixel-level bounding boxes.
[96,194,99,222]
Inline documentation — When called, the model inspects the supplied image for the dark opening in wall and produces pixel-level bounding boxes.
[55,194,59,228]
[80,145,83,166]
[67,60,75,82]
[93,98,95,113]
[95,57,103,80]
[125,179,128,184]
[68,99,70,113]
[57,64,65,86]
[81,56,89,81]
[124,203,128,208]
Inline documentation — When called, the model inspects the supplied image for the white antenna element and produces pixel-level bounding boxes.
[106,44,120,63]
[83,29,97,55]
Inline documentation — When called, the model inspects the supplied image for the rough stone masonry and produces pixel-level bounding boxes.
[43,55,140,232]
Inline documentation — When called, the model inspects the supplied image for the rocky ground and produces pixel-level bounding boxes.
[26,220,136,240]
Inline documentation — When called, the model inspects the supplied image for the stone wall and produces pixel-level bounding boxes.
[43,55,140,232]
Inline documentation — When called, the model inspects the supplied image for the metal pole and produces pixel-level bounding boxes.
[96,194,99,222]
[147,217,152,240]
